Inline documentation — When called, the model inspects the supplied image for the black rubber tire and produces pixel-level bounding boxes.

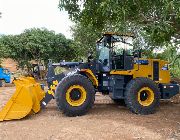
[112,99,126,106]
[55,74,95,117]
[124,78,160,115]
[0,80,5,87]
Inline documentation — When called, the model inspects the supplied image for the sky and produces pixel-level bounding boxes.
[0,0,73,38]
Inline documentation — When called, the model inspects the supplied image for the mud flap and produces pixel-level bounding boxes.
[0,77,45,121]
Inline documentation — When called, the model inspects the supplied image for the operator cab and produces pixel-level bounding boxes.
[3,69,10,75]
[96,32,134,72]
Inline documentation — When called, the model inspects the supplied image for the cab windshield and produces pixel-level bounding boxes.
[3,69,10,75]
[112,35,133,56]
[97,40,110,67]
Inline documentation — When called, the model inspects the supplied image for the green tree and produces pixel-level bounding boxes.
[156,43,180,77]
[0,28,77,69]
[71,23,102,57]
[59,0,180,45]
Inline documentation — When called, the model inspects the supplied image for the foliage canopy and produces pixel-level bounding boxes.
[0,28,78,69]
[59,0,180,45]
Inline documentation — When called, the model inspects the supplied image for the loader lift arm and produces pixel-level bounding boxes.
[40,60,84,109]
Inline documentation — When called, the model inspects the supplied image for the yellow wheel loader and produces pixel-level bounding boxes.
[0,32,179,121]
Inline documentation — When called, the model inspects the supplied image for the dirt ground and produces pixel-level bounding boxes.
[0,86,180,140]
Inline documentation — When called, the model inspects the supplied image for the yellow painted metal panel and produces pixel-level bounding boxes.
[80,69,98,87]
[110,59,170,84]
[110,70,134,75]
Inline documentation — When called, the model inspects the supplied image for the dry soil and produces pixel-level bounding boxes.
[0,86,179,140]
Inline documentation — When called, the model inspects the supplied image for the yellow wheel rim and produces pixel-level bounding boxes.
[138,87,154,106]
[66,85,87,107]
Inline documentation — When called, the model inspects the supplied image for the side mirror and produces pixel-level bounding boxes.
[87,51,93,62]
[133,50,142,58]
[134,52,139,58]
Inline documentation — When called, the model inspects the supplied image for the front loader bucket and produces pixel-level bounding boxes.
[0,77,45,121]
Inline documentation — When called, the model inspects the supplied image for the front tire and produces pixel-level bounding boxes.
[55,74,95,117]
[124,78,160,115]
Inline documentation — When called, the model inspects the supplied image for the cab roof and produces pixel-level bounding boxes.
[96,32,134,43]
[103,32,134,37]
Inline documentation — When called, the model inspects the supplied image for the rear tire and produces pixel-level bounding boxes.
[55,74,95,117]
[0,80,5,87]
[124,78,160,115]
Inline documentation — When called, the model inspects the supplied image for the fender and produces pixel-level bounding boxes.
[80,69,98,87]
